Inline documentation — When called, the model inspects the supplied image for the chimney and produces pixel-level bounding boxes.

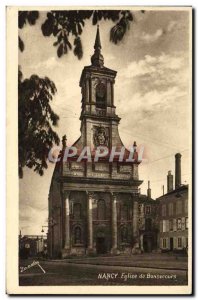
[175,153,182,189]
[147,181,151,199]
[167,170,173,192]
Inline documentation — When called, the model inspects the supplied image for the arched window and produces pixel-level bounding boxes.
[73,203,81,219]
[74,226,82,244]
[97,199,106,220]
[121,226,128,243]
[96,83,106,109]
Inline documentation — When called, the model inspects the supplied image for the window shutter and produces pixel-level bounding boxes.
[181,217,185,230]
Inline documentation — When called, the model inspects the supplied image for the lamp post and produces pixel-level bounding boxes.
[41,226,48,233]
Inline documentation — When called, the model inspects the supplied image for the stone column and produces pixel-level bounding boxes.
[107,80,112,106]
[87,192,94,253]
[111,193,118,254]
[133,200,138,237]
[64,191,70,250]
[132,199,140,253]
[86,78,90,103]
[111,81,114,106]
[89,78,92,103]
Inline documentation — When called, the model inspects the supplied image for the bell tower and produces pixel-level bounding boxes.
[79,26,121,151]
[49,25,143,259]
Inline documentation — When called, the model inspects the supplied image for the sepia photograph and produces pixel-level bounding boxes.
[6,6,192,295]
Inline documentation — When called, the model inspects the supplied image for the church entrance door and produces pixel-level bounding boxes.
[143,235,153,253]
[96,237,107,254]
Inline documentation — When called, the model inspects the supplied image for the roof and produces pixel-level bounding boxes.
[79,65,117,86]
[156,184,188,201]
[138,194,156,203]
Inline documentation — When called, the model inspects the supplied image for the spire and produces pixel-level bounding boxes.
[91,25,104,67]
[94,25,102,50]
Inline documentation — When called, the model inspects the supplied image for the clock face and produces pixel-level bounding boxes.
[96,83,106,98]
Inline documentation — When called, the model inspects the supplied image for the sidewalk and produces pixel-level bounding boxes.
[49,253,188,271]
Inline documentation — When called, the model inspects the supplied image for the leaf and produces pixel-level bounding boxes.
[18,11,28,29]
[110,17,129,44]
[57,43,64,57]
[19,36,24,52]
[77,23,82,35]
[27,11,39,25]
[41,18,54,36]
[73,36,83,59]
[53,41,59,47]
[63,44,68,54]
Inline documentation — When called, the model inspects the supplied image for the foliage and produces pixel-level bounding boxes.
[18,69,60,178]
[19,10,134,58]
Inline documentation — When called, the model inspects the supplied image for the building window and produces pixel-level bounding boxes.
[178,237,182,248]
[168,203,174,216]
[162,204,166,217]
[73,203,81,219]
[74,226,82,244]
[162,238,167,248]
[177,218,182,230]
[176,201,182,215]
[121,204,129,220]
[97,199,106,220]
[96,83,106,109]
[185,217,188,229]
[162,220,166,232]
[169,219,173,231]
[121,226,128,243]
[145,205,151,215]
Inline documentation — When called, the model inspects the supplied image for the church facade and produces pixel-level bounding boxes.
[48,27,158,258]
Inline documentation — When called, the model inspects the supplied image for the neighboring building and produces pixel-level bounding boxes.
[48,27,148,258]
[19,235,47,258]
[138,192,158,253]
[157,154,188,252]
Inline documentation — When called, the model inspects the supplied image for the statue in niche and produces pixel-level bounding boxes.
[93,126,109,147]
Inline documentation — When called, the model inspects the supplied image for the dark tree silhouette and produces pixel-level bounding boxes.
[18,68,60,178]
[18,10,135,58]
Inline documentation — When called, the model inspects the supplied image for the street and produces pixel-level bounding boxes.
[19,254,188,286]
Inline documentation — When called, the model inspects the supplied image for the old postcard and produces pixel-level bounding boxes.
[7,6,192,295]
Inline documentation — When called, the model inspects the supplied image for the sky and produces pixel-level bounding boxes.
[19,9,191,235]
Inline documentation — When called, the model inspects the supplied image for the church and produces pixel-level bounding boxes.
[48,27,158,258]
